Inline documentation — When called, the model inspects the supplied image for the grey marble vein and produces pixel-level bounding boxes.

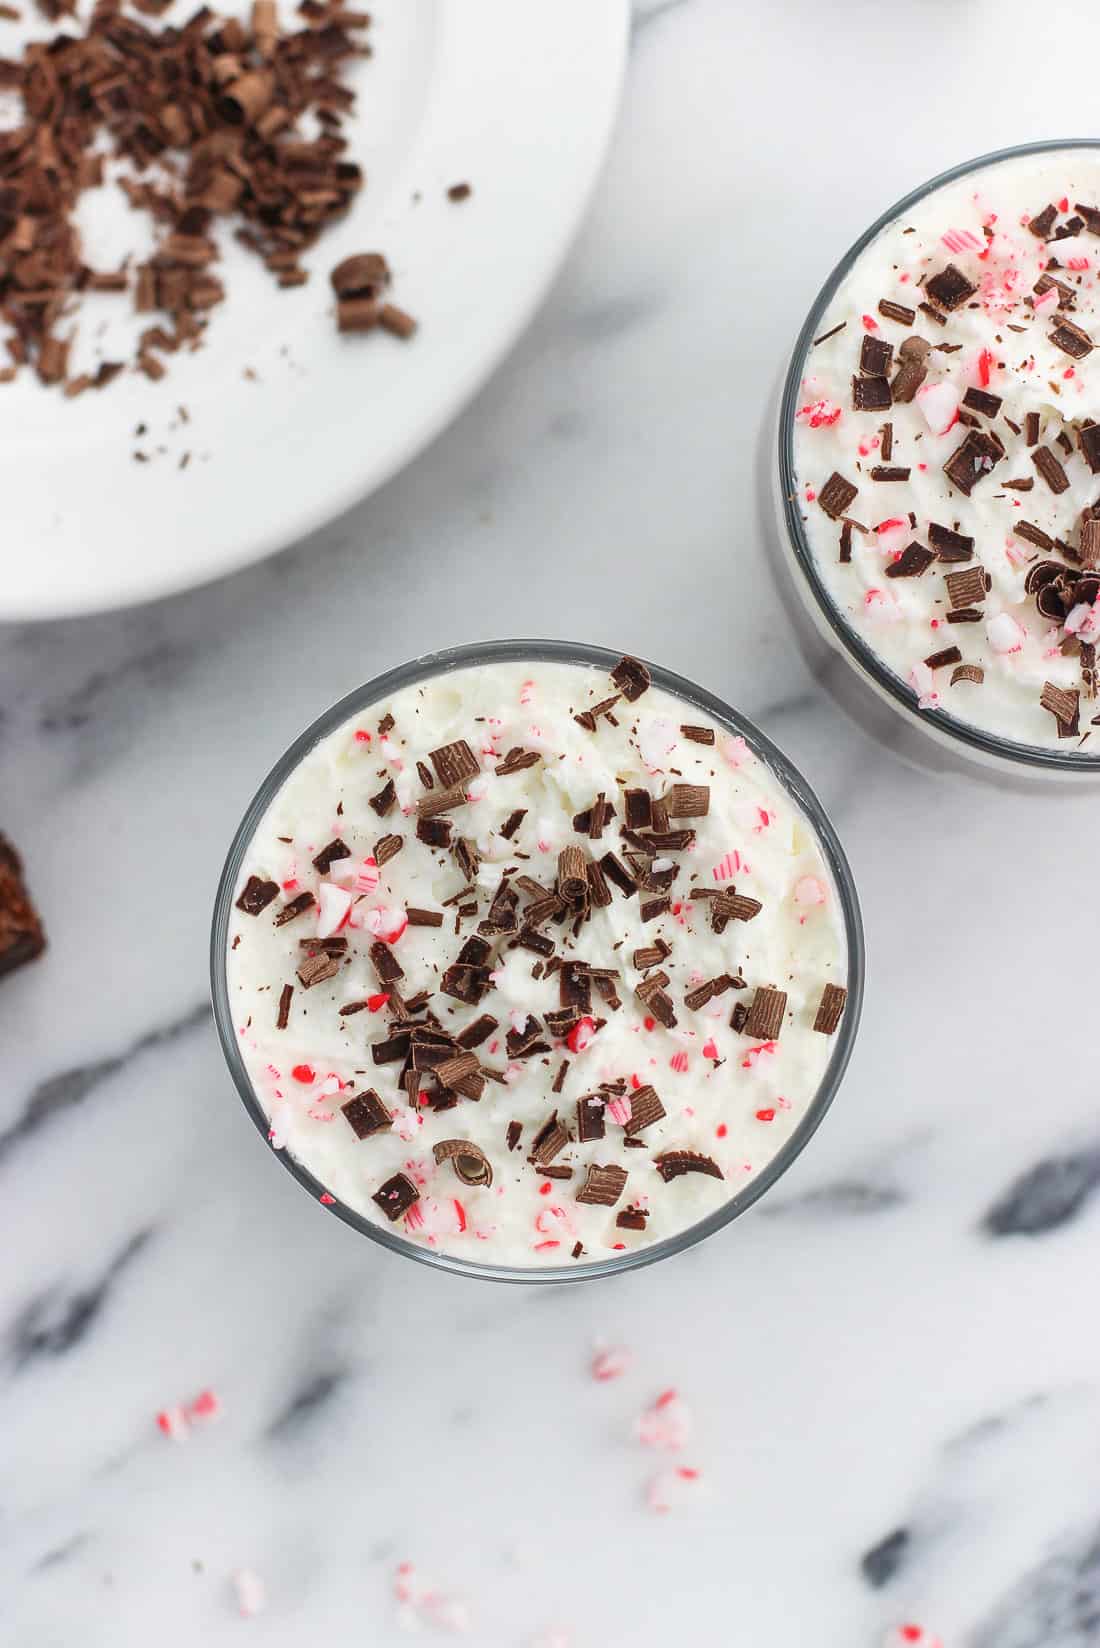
[7,1229,152,1371]
[970,1523,1100,1648]
[982,1149,1100,1238]
[0,1003,208,1167]
[266,1368,351,1441]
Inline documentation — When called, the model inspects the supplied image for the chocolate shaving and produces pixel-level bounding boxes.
[680,724,715,744]
[852,374,892,411]
[1028,203,1058,239]
[818,471,858,519]
[928,522,975,563]
[577,1094,606,1142]
[599,851,636,899]
[871,465,911,482]
[880,422,894,462]
[417,784,466,819]
[1026,411,1042,447]
[944,429,1003,495]
[374,834,403,867]
[369,940,404,983]
[1078,423,1100,474]
[885,542,935,579]
[369,778,396,817]
[529,1111,569,1166]
[812,982,848,1035]
[610,655,651,701]
[500,808,527,840]
[623,1085,665,1137]
[924,645,962,670]
[1014,520,1055,551]
[1050,318,1094,359]
[741,985,787,1040]
[859,335,894,376]
[1031,445,1070,495]
[372,1171,419,1222]
[342,1088,391,1139]
[1040,680,1081,736]
[663,783,709,818]
[416,816,452,848]
[654,1151,723,1184]
[296,951,341,989]
[951,663,985,686]
[962,387,1003,419]
[433,1138,493,1187]
[575,1164,628,1206]
[925,264,977,310]
[273,890,315,926]
[877,299,916,325]
[944,565,989,608]
[312,839,350,874]
[494,747,541,776]
[236,874,278,916]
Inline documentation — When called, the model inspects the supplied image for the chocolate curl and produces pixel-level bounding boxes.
[218,70,274,125]
[330,251,389,297]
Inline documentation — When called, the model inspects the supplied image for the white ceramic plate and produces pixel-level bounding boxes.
[2,0,628,618]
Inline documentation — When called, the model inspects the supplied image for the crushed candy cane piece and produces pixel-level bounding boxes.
[915,380,960,436]
[987,612,1026,655]
[794,875,826,906]
[393,1563,470,1635]
[156,1404,189,1441]
[637,1388,693,1450]
[885,1629,943,1648]
[316,881,353,939]
[232,1568,266,1618]
[646,1465,701,1513]
[591,1345,632,1382]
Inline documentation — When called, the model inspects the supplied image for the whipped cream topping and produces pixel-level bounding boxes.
[792,147,1100,755]
[224,657,849,1268]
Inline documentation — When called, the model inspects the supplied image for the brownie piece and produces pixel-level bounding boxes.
[0,834,46,979]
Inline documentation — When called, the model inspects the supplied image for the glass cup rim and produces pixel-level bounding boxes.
[210,638,865,1284]
[778,137,1100,775]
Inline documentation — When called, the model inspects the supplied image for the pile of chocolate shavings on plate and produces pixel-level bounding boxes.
[0,0,415,392]
[813,195,1100,740]
[236,657,849,1249]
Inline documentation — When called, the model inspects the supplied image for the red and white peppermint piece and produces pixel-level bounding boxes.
[366,906,408,944]
[794,875,826,906]
[316,881,353,939]
[566,1016,596,1054]
[884,1628,943,1648]
[637,1388,692,1450]
[332,855,380,895]
[668,1050,689,1074]
[795,398,842,429]
[646,1465,701,1513]
[916,380,960,436]
[908,662,941,711]
[941,226,983,254]
[590,1345,632,1382]
[156,1404,189,1441]
[606,1094,632,1126]
[232,1569,266,1617]
[986,612,1026,655]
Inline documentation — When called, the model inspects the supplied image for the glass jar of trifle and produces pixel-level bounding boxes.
[212,641,862,1282]
[779,140,1100,774]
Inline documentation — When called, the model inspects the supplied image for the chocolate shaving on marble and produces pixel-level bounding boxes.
[654,1151,723,1183]
[236,874,278,915]
[576,1164,628,1206]
[812,982,847,1035]
[342,1088,391,1139]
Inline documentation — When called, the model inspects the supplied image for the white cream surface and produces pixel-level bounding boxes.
[225,659,847,1268]
[793,147,1100,753]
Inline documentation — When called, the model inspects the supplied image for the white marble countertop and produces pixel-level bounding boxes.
[5,2,1100,1643]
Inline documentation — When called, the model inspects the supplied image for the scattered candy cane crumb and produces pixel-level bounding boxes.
[637,1388,692,1450]
[591,1345,632,1382]
[232,1568,266,1618]
[394,1563,470,1635]
[155,1388,221,1440]
[885,1629,942,1648]
[646,1466,702,1513]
